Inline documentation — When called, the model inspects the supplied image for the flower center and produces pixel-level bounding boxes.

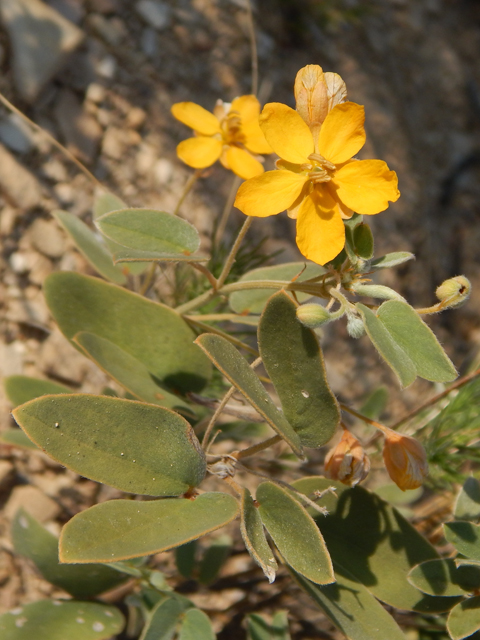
[302,153,336,184]
[221,111,246,147]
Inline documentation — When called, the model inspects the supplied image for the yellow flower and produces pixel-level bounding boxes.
[382,429,428,491]
[324,429,370,487]
[171,95,272,180]
[234,100,400,265]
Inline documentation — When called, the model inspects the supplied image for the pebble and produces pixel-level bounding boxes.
[54,89,103,163]
[140,27,159,59]
[85,82,107,104]
[153,158,173,185]
[0,0,84,102]
[0,461,15,491]
[0,144,43,209]
[0,114,35,154]
[0,342,25,376]
[87,13,127,47]
[126,107,147,130]
[135,0,172,30]
[48,0,85,24]
[4,485,61,523]
[96,55,117,79]
[29,218,66,259]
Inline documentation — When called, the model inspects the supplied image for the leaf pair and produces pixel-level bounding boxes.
[357,300,457,387]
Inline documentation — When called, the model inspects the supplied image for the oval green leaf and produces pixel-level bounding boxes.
[256,481,334,585]
[229,262,325,315]
[455,477,480,522]
[198,534,232,585]
[353,223,374,259]
[44,272,211,392]
[290,567,406,640]
[12,509,127,598]
[97,208,201,256]
[378,300,457,383]
[247,612,290,640]
[74,332,193,415]
[258,291,339,448]
[370,251,415,270]
[13,395,206,497]
[179,609,215,640]
[0,600,124,640]
[240,488,277,584]
[113,248,209,264]
[140,596,190,640]
[0,428,38,450]
[194,334,303,458]
[445,521,480,561]
[408,558,480,597]
[356,303,416,388]
[53,210,127,284]
[447,595,480,640]
[5,375,71,407]
[59,492,239,563]
[292,477,459,613]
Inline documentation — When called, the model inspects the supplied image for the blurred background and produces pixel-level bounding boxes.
[0,0,480,625]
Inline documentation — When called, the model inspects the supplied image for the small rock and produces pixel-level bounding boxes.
[0,144,43,209]
[53,182,75,205]
[0,0,84,102]
[93,0,120,14]
[126,107,147,130]
[140,27,159,58]
[26,252,53,286]
[9,252,29,274]
[102,126,125,160]
[153,158,173,185]
[96,55,117,79]
[87,13,127,47]
[29,218,66,259]
[0,205,17,236]
[41,158,69,183]
[135,0,172,30]
[39,329,91,384]
[47,0,85,24]
[135,143,158,175]
[7,290,50,328]
[0,342,25,376]
[54,89,103,163]
[85,82,107,104]
[0,114,35,154]
[0,460,15,491]
[4,485,61,522]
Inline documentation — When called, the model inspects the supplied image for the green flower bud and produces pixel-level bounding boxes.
[296,303,331,328]
[346,314,365,339]
[435,276,471,309]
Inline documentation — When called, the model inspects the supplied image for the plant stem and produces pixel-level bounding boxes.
[216,216,254,289]
[340,403,387,433]
[202,386,237,451]
[139,263,157,296]
[186,313,257,324]
[173,170,201,216]
[185,316,259,356]
[214,175,242,247]
[245,0,258,96]
[190,262,218,288]
[233,435,282,460]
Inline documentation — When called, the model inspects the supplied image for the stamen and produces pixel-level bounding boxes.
[308,169,332,183]
[308,153,336,171]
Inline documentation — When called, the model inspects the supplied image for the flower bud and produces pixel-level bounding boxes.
[435,276,471,309]
[382,429,428,491]
[346,314,365,339]
[296,303,331,328]
[324,430,370,487]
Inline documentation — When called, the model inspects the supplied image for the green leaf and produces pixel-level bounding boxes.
[359,386,388,420]
[195,334,303,458]
[53,210,127,285]
[292,477,459,613]
[0,428,38,450]
[4,375,71,407]
[408,558,480,597]
[97,208,201,256]
[13,395,206,497]
[370,251,415,270]
[240,488,277,583]
[0,600,124,640]
[140,596,190,640]
[455,477,480,521]
[378,300,457,382]
[44,272,211,393]
[353,223,374,259]
[256,482,334,585]
[198,535,232,585]
[59,492,239,563]
[356,303,416,388]
[258,291,339,448]
[447,595,480,640]
[445,521,480,561]
[229,262,325,314]
[175,541,197,580]
[74,332,193,415]
[247,611,291,640]
[290,567,406,640]
[178,609,215,640]
[113,248,209,264]
[12,509,127,598]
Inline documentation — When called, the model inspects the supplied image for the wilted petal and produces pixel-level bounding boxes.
[382,429,428,491]
[324,72,348,112]
[294,64,328,126]
[318,102,366,165]
[223,146,264,179]
[171,102,220,136]
[332,159,400,215]
[177,137,223,169]
[234,170,308,217]
[260,103,314,164]
[295,189,345,265]
[325,430,370,487]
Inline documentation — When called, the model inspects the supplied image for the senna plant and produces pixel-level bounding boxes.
[1,64,478,640]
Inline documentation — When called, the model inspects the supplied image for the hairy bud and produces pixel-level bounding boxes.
[324,430,370,487]
[346,314,365,339]
[436,276,471,309]
[382,429,428,491]
[296,303,331,328]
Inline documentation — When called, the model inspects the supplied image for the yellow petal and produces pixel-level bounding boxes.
[242,121,273,155]
[318,102,366,165]
[332,159,400,215]
[260,103,314,164]
[176,137,223,169]
[223,146,264,179]
[234,170,308,217]
[171,102,220,136]
[231,95,260,123]
[296,189,345,265]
